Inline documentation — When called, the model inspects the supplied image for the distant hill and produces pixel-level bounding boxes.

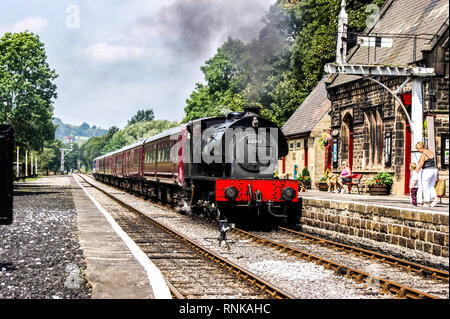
[53,117,108,143]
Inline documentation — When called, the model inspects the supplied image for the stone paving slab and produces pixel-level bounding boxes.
[300,190,449,214]
[71,176,160,299]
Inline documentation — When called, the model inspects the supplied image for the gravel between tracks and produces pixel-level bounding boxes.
[83,175,392,299]
[0,176,91,299]
[251,230,449,299]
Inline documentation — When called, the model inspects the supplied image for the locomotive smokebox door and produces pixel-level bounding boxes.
[0,125,14,225]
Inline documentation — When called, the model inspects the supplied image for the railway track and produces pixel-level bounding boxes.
[230,228,447,299]
[78,174,447,299]
[75,174,294,299]
[277,227,449,281]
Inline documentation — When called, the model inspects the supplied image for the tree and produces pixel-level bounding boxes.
[79,126,118,171]
[39,139,63,174]
[127,108,155,126]
[102,120,179,153]
[183,46,245,122]
[182,0,387,126]
[0,32,58,152]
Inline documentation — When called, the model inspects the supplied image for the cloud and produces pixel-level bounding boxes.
[144,0,274,59]
[82,0,274,65]
[0,16,48,34]
[84,41,150,62]
[53,0,275,127]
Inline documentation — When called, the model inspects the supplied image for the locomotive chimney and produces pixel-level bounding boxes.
[243,105,261,116]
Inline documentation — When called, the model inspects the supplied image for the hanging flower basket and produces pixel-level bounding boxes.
[318,133,331,149]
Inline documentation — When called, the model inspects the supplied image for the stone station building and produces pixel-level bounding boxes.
[325,0,449,196]
[279,77,331,184]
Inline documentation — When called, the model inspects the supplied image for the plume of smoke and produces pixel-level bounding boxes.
[143,0,276,60]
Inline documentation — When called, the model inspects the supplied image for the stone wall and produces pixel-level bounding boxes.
[328,73,449,196]
[300,197,449,267]
[279,114,331,187]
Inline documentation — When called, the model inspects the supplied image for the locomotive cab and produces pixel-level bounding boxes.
[183,107,288,179]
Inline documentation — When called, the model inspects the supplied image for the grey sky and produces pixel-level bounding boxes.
[0,0,275,129]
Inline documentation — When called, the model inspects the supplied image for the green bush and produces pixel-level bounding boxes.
[301,168,310,177]
[366,172,394,187]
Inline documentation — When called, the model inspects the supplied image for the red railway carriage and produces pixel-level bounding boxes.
[113,152,123,177]
[123,141,144,178]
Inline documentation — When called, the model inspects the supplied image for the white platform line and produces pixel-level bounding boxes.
[74,176,172,299]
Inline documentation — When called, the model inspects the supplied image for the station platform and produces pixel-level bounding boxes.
[71,176,171,299]
[300,189,449,214]
[298,190,449,268]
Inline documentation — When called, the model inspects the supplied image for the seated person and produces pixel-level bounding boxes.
[337,161,352,193]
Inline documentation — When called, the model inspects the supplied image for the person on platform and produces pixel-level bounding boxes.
[415,141,439,207]
[337,161,352,193]
[409,163,419,206]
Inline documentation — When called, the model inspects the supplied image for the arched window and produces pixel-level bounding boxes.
[367,109,383,168]
[341,113,354,170]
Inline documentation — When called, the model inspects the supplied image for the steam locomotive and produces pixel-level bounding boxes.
[93,107,300,227]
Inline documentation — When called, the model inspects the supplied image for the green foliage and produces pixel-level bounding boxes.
[39,139,63,173]
[366,171,394,187]
[102,120,178,153]
[297,175,311,188]
[319,175,328,183]
[183,47,245,123]
[127,108,155,126]
[301,167,310,177]
[79,126,119,171]
[64,142,80,172]
[0,32,58,152]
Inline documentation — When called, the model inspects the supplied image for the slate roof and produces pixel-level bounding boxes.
[281,76,331,137]
[328,0,449,88]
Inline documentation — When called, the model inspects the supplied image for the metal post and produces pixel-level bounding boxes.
[35,155,38,176]
[30,154,33,177]
[61,150,65,174]
[16,146,19,178]
[25,150,28,177]
[336,0,348,65]
[411,78,424,163]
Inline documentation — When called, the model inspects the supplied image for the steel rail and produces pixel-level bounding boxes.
[165,278,185,299]
[231,228,441,299]
[76,174,295,299]
[278,226,449,282]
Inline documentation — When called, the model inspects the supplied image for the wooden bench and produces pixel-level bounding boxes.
[343,174,364,194]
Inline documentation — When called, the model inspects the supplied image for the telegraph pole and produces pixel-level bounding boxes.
[60,136,73,174]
